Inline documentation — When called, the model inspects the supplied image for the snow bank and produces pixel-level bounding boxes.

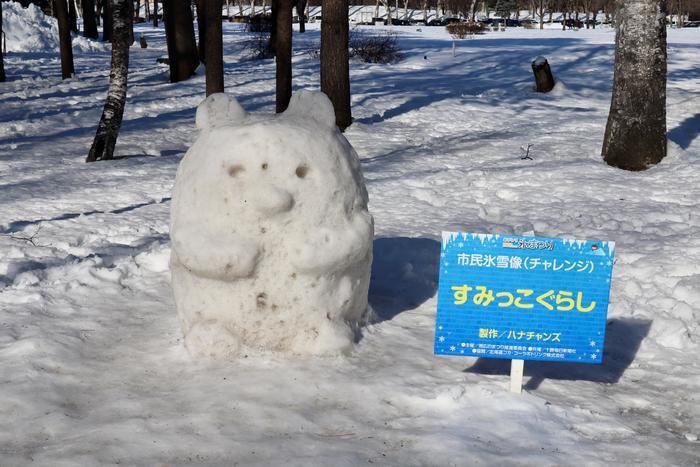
[170,91,374,357]
[3,1,105,53]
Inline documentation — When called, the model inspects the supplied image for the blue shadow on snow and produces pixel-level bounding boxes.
[369,236,440,322]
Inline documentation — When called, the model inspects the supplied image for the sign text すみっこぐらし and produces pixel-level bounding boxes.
[434,233,615,363]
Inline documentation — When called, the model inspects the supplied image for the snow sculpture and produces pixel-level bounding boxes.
[170,91,374,357]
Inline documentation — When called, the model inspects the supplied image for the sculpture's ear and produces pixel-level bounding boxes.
[283,90,337,130]
[195,93,247,130]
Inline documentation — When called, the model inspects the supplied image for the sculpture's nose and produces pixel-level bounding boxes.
[251,185,294,216]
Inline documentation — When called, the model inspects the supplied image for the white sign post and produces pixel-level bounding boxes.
[509,359,524,394]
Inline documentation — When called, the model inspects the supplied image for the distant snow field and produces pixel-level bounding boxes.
[0,4,699,465]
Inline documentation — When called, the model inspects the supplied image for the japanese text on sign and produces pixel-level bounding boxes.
[434,233,615,364]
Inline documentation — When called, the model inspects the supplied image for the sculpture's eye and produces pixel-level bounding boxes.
[295,165,309,179]
[261,163,269,170]
[228,165,245,177]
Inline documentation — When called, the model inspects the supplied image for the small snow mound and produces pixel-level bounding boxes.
[3,1,105,53]
[549,78,567,96]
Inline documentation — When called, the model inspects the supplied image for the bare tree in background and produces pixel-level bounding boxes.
[163,0,199,82]
[68,0,78,32]
[0,1,6,83]
[103,0,113,41]
[204,0,224,95]
[55,0,75,79]
[321,0,351,130]
[296,0,307,31]
[196,0,206,63]
[87,0,132,162]
[602,0,667,170]
[533,0,549,28]
[276,0,292,111]
[83,0,99,38]
[153,0,159,26]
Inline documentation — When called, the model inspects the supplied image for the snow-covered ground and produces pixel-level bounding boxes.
[1,4,699,465]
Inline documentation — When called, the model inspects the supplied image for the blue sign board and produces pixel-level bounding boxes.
[434,233,615,363]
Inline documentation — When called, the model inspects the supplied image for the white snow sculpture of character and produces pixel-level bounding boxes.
[170,91,374,357]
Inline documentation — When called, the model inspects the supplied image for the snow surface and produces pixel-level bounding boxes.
[171,91,373,357]
[1,7,700,465]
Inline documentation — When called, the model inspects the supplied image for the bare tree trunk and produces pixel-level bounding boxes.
[276,0,292,111]
[196,0,206,63]
[0,1,6,83]
[68,0,78,32]
[602,0,667,170]
[163,0,199,82]
[128,0,135,44]
[270,0,278,54]
[205,0,224,95]
[83,0,99,38]
[87,0,132,162]
[297,0,306,31]
[103,0,113,40]
[320,0,351,130]
[55,0,75,79]
[96,0,102,25]
[154,0,159,25]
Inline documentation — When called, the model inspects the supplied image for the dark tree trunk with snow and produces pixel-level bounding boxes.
[83,0,99,38]
[163,0,199,82]
[602,0,667,171]
[276,0,292,112]
[320,0,351,130]
[87,0,132,162]
[204,0,224,95]
[0,1,5,83]
[296,0,306,32]
[532,57,555,92]
[153,0,159,26]
[55,0,75,79]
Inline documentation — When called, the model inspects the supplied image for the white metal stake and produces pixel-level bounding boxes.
[510,359,524,394]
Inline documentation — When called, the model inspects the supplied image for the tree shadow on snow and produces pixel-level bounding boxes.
[463,317,652,390]
[668,113,700,150]
[368,237,440,322]
[0,197,171,235]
